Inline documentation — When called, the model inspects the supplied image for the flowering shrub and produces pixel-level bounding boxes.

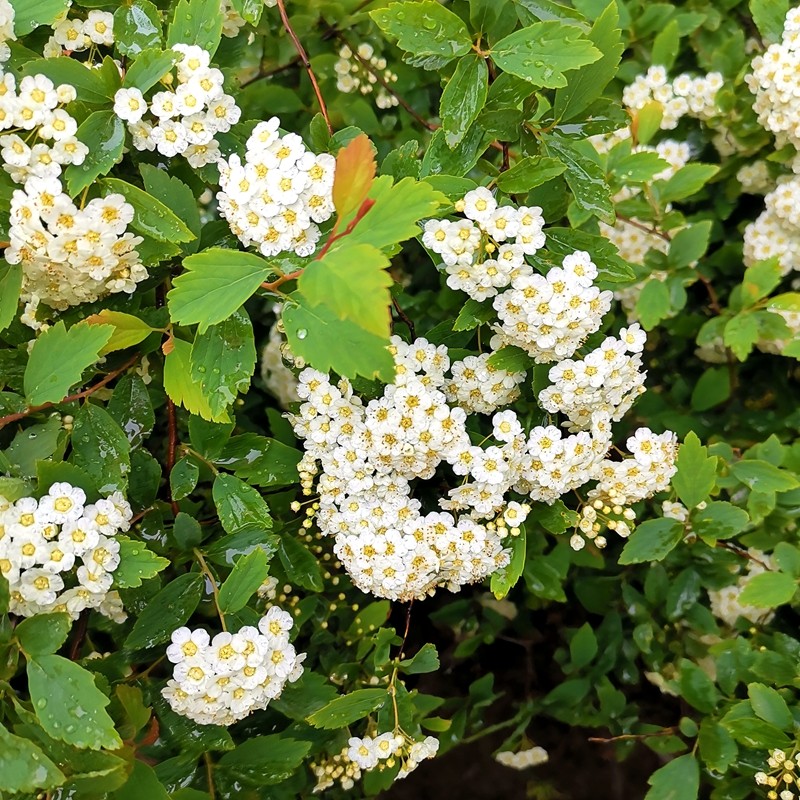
[0,0,800,799]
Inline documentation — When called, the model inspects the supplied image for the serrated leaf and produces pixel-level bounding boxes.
[83,311,156,355]
[114,537,169,588]
[739,571,797,608]
[485,346,531,372]
[657,164,719,204]
[307,688,388,729]
[24,321,114,406]
[283,294,395,382]
[750,0,789,43]
[122,48,179,92]
[332,133,376,218]
[553,3,624,121]
[20,58,114,105]
[748,682,793,728]
[212,473,273,535]
[668,221,713,269]
[170,456,199,500]
[0,722,64,794]
[168,249,273,331]
[27,655,122,750]
[635,279,671,331]
[214,434,301,487]
[0,261,22,332]
[453,298,495,331]
[107,373,155,448]
[141,164,201,253]
[492,21,601,88]
[164,338,224,422]
[114,1,162,56]
[15,613,71,656]
[399,642,440,674]
[190,309,256,419]
[691,501,748,544]
[218,548,269,614]
[126,572,204,650]
[8,0,70,34]
[644,754,699,800]
[298,243,392,338]
[618,518,684,565]
[673,432,717,508]
[65,112,126,197]
[278,534,323,592]
[71,404,131,494]
[441,55,488,148]
[166,0,224,55]
[495,156,566,193]
[218,736,311,785]
[490,530,526,599]
[731,459,800,493]
[371,1,472,70]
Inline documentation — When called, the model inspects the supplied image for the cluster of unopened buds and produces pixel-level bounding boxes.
[495,745,549,770]
[756,748,800,799]
[571,500,637,551]
[334,42,399,109]
[0,483,131,621]
[162,607,305,726]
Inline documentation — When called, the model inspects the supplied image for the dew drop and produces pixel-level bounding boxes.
[36,698,47,709]
[296,328,308,339]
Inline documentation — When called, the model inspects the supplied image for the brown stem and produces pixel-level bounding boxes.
[697,273,722,316]
[715,540,771,570]
[275,0,332,136]
[166,398,180,516]
[589,727,676,744]
[194,549,227,632]
[391,296,415,340]
[0,354,138,431]
[240,55,302,88]
[69,611,89,660]
[616,213,671,242]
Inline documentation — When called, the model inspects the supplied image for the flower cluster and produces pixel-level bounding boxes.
[312,733,439,792]
[623,65,723,129]
[747,7,800,150]
[443,352,525,413]
[422,187,546,302]
[0,0,13,58]
[744,175,800,275]
[755,748,800,800]
[7,179,145,320]
[162,607,305,726]
[334,42,399,109]
[0,483,131,621]
[495,745,549,770]
[709,549,774,627]
[117,44,241,167]
[46,10,114,55]
[217,115,336,257]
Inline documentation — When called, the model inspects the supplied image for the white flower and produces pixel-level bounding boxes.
[113,87,147,123]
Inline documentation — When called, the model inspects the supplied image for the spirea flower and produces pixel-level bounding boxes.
[0,484,132,620]
[334,42,399,109]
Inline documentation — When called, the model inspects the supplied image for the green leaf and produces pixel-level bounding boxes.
[218,548,270,614]
[65,112,126,197]
[0,261,22,333]
[114,537,169,588]
[283,294,395,383]
[679,659,719,713]
[271,670,338,720]
[611,151,670,184]
[399,642,440,674]
[542,135,614,223]
[724,313,760,361]
[491,21,601,88]
[348,175,448,251]
[141,164,202,252]
[657,164,719,204]
[166,0,224,54]
[125,572,204,650]
[569,622,598,669]
[495,156,566,193]
[724,716,790,750]
[618,518,684,565]
[4,417,61,479]
[101,178,194,243]
[214,434,300,487]
[203,529,279,567]
[190,309,256,419]
[218,735,312,785]
[21,58,115,105]
[692,502,749,544]
[453,298,495,331]
[278,534,323,592]
[114,1,162,56]
[553,2,624,121]
[698,720,737,773]
[170,457,199,500]
[742,259,783,305]
[298,243,393,338]
[544,227,634,282]
[107,373,155,448]
[15,613,71,656]
[371,1,472,70]
[651,19,680,70]
[307,688,388,729]
[750,0,790,43]
[122,48,179,93]
[440,55,488,148]
[164,338,221,422]
[486,346,531,373]
[690,367,730,412]
[667,221,712,269]
[212,473,273,535]
[490,529,526,599]
[0,722,64,794]
[731,459,800,493]
[739,571,797,608]
[24,321,113,406]
[27,655,122,750]
[634,279,671,331]
[71,404,131,494]
[168,249,273,331]
[83,311,155,357]
[9,0,69,34]
[673,432,717,508]
[113,760,169,800]
[748,682,793,728]
[644,754,699,800]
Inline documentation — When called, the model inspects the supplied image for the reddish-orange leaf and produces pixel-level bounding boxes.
[332,133,376,219]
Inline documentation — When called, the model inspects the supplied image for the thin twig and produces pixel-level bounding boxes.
[194,549,227,632]
[204,752,216,800]
[166,398,180,516]
[240,54,302,88]
[697,273,723,316]
[69,612,89,660]
[616,213,671,242]
[589,727,676,744]
[275,0,332,135]
[716,540,771,570]
[391,297,415,340]
[0,354,138,431]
